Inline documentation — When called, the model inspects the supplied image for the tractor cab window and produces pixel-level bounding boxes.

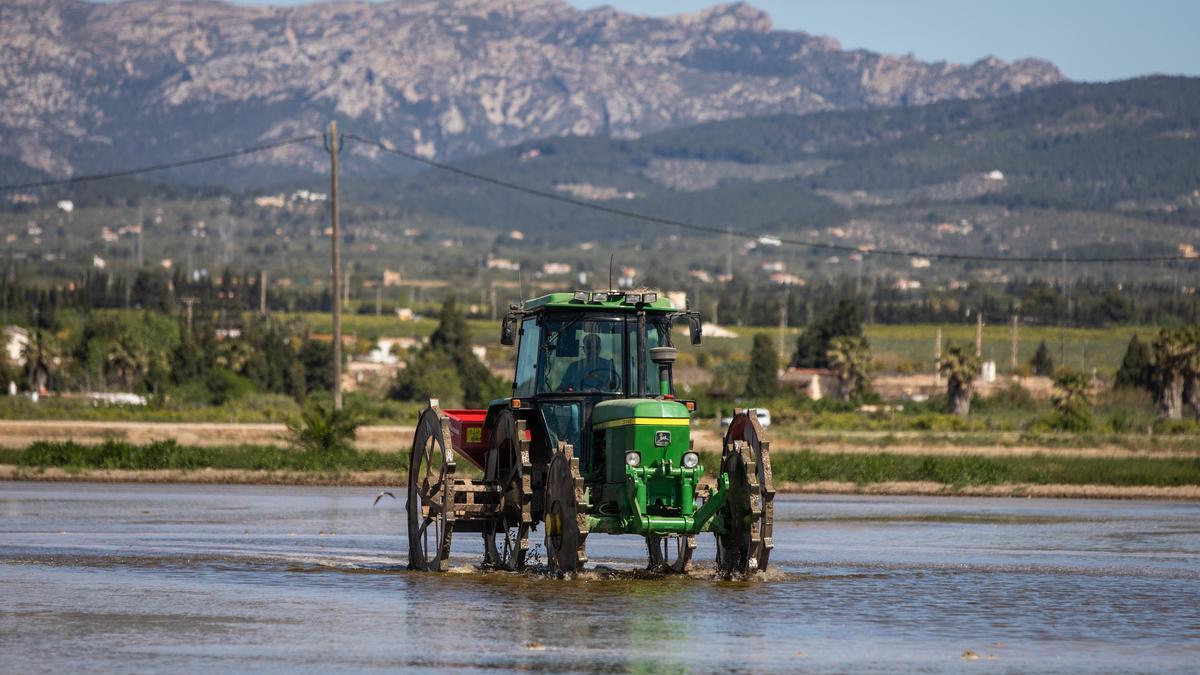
[541,315,624,394]
[628,317,672,396]
[514,317,541,397]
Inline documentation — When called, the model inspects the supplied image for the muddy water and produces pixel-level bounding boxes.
[2,482,1198,672]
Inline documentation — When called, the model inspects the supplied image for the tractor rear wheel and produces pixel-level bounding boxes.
[544,443,587,575]
[646,534,695,574]
[715,410,775,576]
[407,407,456,572]
[482,411,532,571]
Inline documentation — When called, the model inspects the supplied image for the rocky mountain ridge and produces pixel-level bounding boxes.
[0,0,1064,180]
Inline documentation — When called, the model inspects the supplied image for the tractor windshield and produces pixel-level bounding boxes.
[542,315,625,394]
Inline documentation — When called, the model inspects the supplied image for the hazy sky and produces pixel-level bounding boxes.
[564,0,1198,82]
[220,0,1198,82]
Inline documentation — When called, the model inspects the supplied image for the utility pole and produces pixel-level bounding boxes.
[326,120,343,411]
[181,296,197,333]
[975,312,984,358]
[259,270,268,315]
[375,284,382,317]
[934,327,942,386]
[1010,314,1019,377]
[777,293,788,368]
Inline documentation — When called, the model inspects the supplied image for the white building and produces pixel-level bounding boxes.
[4,326,29,364]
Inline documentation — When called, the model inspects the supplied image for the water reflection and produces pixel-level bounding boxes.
[1,483,1198,672]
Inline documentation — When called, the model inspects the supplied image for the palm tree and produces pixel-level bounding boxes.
[1051,369,1091,414]
[1151,327,1195,420]
[940,343,981,416]
[21,329,60,394]
[826,335,871,401]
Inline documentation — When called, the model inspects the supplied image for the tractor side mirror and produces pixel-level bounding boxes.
[500,314,517,346]
[687,314,702,346]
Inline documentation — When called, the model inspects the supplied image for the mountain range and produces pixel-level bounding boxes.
[1,0,1064,182]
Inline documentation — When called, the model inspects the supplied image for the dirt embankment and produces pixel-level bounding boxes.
[4,420,1197,459]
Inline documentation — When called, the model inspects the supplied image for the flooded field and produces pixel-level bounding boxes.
[2,482,1198,672]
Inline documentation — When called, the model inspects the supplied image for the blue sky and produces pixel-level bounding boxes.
[223,0,1198,82]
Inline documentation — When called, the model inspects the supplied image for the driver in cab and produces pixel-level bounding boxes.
[558,333,618,392]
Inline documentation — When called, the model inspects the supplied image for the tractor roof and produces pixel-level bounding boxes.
[522,291,676,313]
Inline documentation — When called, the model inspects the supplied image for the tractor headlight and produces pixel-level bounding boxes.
[681,452,699,469]
[625,452,641,468]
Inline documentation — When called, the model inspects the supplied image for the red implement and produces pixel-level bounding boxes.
[443,409,488,470]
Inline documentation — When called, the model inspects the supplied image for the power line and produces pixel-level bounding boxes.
[346,133,1200,266]
[0,134,322,193]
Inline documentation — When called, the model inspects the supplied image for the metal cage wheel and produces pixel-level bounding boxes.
[714,410,775,576]
[482,410,532,571]
[407,407,456,572]
[544,443,587,575]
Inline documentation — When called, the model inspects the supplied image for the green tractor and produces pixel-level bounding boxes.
[406,290,774,576]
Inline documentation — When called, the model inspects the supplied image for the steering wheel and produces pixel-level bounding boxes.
[579,365,621,391]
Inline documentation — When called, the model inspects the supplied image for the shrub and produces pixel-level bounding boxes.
[287,400,361,454]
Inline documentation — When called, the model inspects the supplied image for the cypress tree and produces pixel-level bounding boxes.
[1114,334,1154,391]
[1031,341,1055,376]
[744,334,779,399]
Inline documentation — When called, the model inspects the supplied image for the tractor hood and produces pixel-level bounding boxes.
[592,399,689,428]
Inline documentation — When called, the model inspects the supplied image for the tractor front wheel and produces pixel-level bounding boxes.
[714,410,775,576]
[544,443,587,575]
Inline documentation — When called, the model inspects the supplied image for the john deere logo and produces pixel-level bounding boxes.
[654,431,671,446]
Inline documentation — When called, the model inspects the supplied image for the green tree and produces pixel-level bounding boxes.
[791,298,864,368]
[77,312,179,392]
[1114,334,1154,391]
[1097,288,1134,324]
[298,339,336,396]
[1030,341,1054,376]
[743,333,779,399]
[390,349,465,408]
[940,343,981,416]
[826,335,871,401]
[391,297,503,407]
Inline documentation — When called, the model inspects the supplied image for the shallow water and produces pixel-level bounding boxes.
[2,481,1198,672]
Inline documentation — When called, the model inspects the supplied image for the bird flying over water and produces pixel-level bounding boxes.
[373,491,396,506]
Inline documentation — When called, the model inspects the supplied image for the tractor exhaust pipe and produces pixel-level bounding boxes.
[649,346,677,398]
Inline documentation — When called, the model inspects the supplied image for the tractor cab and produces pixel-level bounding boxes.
[493,291,699,475]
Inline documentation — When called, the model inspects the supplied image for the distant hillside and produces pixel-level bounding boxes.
[0,0,1061,182]
[368,76,1200,261]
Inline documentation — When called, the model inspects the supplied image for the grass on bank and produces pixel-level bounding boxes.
[2,441,408,473]
[5,441,1197,488]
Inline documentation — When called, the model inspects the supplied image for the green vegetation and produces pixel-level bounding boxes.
[8,440,407,473]
[6,441,1195,489]
[287,400,362,453]
[728,451,1200,488]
